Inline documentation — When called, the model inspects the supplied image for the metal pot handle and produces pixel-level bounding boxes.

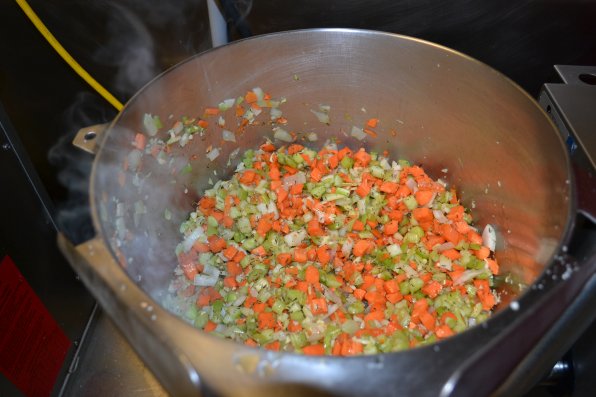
[57,233,202,395]
[73,123,108,154]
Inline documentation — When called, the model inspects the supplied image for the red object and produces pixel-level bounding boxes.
[0,255,72,397]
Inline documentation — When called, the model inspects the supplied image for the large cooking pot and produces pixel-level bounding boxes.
[58,29,595,396]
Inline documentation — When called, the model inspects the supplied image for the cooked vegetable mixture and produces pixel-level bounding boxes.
[167,140,500,355]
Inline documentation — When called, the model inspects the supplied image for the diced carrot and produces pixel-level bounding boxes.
[340,340,363,356]
[316,246,331,265]
[472,245,489,260]
[309,298,328,314]
[258,311,276,329]
[293,248,308,263]
[288,320,302,332]
[380,181,399,194]
[289,183,303,195]
[310,167,323,182]
[307,219,325,237]
[251,245,267,256]
[305,265,320,284]
[353,148,371,167]
[467,230,483,245]
[223,276,238,288]
[207,235,227,253]
[421,281,443,299]
[196,293,211,307]
[239,170,256,185]
[269,164,281,180]
[383,220,399,235]
[256,217,272,237]
[353,288,366,300]
[303,344,325,355]
[245,91,258,103]
[223,245,238,261]
[244,338,258,347]
[204,321,217,332]
[415,190,435,206]
[386,292,403,304]
[384,279,399,294]
[352,240,374,257]
[260,142,276,152]
[265,340,280,351]
[486,258,499,275]
[227,261,242,277]
[435,324,455,339]
[288,144,305,155]
[328,155,339,169]
[447,205,465,221]
[277,253,292,266]
[442,249,461,260]
[412,207,434,223]
[204,107,219,116]
[366,118,379,128]
[352,219,365,232]
[337,147,352,160]
[439,223,462,245]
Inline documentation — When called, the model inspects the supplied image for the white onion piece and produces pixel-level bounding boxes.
[405,178,418,193]
[182,227,205,252]
[270,107,283,120]
[127,149,143,171]
[306,132,318,141]
[143,113,159,136]
[311,109,330,124]
[222,129,236,142]
[435,242,455,252]
[194,273,219,287]
[424,192,437,208]
[453,269,485,285]
[282,171,306,189]
[482,224,497,251]
[433,209,450,224]
[284,230,307,247]
[342,239,354,258]
[273,127,293,142]
[351,126,367,140]
[206,147,220,161]
[387,244,402,257]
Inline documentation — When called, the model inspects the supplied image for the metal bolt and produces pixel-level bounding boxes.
[1,143,10,150]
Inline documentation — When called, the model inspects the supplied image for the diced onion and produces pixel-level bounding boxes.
[433,210,450,224]
[351,126,367,140]
[222,129,236,142]
[453,269,485,285]
[273,127,293,142]
[283,172,306,189]
[284,230,306,247]
[194,274,219,286]
[143,113,160,136]
[482,224,496,251]
[311,109,330,124]
[405,178,418,193]
[206,147,221,161]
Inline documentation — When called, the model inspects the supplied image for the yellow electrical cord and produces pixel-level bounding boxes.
[15,0,124,111]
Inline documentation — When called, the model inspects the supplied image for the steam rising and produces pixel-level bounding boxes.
[49,92,115,244]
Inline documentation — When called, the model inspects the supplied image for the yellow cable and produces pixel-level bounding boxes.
[15,0,124,111]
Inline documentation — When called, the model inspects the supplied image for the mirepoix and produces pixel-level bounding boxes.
[167,141,500,356]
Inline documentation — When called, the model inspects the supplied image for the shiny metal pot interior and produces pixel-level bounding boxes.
[59,29,576,396]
